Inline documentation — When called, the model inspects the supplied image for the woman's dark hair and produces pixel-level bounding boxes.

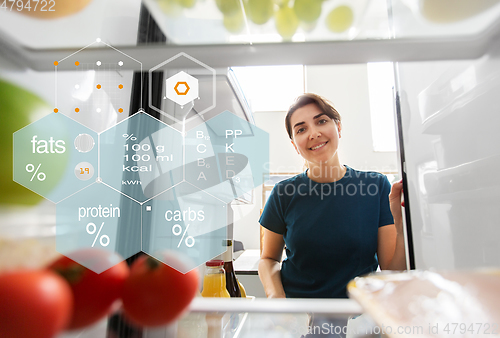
[285,93,341,139]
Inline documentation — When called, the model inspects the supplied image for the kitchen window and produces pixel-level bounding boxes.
[231,65,305,112]
[367,62,398,152]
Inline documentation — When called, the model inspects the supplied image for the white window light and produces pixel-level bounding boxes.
[367,62,397,152]
[231,65,304,112]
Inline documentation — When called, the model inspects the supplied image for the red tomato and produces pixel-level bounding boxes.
[47,249,130,330]
[0,270,73,338]
[122,254,199,327]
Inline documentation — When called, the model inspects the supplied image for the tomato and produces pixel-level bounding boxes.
[47,249,130,330]
[121,253,199,327]
[0,270,73,338]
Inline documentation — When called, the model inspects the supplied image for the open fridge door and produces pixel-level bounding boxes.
[391,0,500,270]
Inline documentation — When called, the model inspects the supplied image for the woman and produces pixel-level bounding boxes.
[258,93,406,299]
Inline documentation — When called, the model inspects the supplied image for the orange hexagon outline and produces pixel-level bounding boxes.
[174,81,190,95]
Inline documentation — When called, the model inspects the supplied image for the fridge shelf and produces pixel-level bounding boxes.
[419,48,500,135]
[2,0,500,70]
[423,154,500,203]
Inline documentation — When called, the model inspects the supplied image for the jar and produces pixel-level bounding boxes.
[201,260,230,298]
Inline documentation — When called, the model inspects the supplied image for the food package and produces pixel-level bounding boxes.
[348,270,500,338]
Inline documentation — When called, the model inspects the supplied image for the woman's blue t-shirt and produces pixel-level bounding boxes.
[259,166,394,298]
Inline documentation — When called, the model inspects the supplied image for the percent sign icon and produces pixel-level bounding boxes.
[86,222,110,247]
[26,163,46,181]
[123,133,137,141]
[172,224,195,248]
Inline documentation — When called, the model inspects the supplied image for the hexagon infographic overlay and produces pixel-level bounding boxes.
[56,183,141,273]
[142,182,228,273]
[185,110,270,203]
[13,113,98,203]
[13,46,271,274]
[100,113,183,202]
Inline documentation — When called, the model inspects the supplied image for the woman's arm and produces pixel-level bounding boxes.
[258,227,286,298]
[377,180,407,271]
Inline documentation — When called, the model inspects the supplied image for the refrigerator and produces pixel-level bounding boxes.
[1,0,500,337]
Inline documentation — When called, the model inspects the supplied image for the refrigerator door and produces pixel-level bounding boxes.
[394,32,500,269]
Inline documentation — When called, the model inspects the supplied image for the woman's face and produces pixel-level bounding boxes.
[290,103,341,166]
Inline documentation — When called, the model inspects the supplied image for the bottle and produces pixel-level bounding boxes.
[222,239,241,297]
[237,278,247,298]
[201,260,230,298]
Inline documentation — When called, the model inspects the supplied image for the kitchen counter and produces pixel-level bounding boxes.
[234,249,260,276]
[233,249,266,298]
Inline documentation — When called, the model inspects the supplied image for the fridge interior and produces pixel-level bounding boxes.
[1,0,500,336]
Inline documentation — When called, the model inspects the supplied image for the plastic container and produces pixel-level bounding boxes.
[0,201,59,272]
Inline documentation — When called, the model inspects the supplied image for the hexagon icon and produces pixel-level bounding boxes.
[149,52,216,124]
[142,182,227,273]
[174,82,190,95]
[100,113,183,202]
[166,71,199,107]
[185,110,270,203]
[56,182,141,273]
[13,113,98,203]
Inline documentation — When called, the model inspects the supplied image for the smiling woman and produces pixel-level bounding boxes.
[258,93,407,300]
[286,94,343,181]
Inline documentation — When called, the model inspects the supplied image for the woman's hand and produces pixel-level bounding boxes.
[380,179,408,270]
[389,179,405,235]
